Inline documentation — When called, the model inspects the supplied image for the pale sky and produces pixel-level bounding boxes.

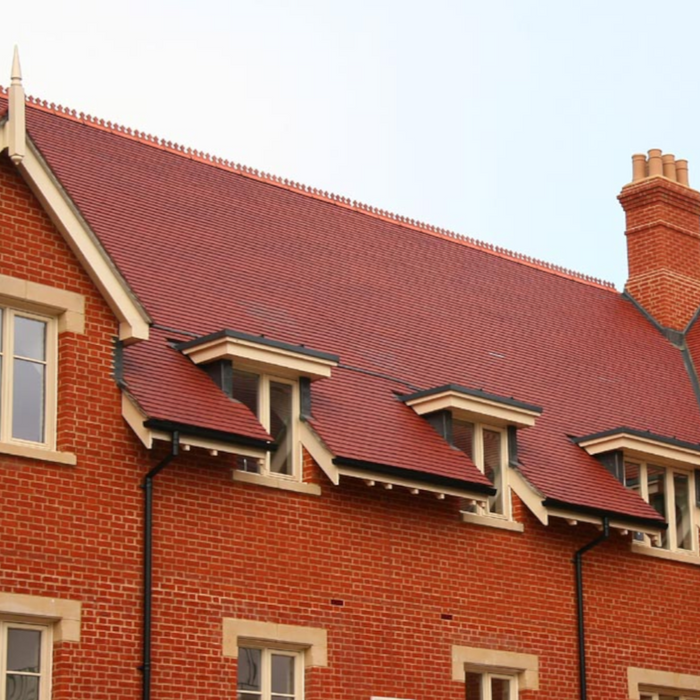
[4,1,700,289]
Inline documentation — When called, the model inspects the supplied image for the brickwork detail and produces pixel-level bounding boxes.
[620,176,700,330]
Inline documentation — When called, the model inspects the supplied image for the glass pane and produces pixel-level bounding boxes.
[6,675,39,700]
[269,381,293,475]
[647,465,667,548]
[271,654,294,694]
[483,429,504,514]
[452,419,474,458]
[674,472,692,550]
[7,629,41,672]
[12,360,45,442]
[237,648,261,691]
[232,369,259,416]
[624,462,641,492]
[465,671,482,699]
[491,676,511,700]
[14,317,46,361]
[235,455,260,473]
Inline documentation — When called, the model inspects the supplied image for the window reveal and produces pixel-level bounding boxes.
[624,461,695,552]
[232,369,298,479]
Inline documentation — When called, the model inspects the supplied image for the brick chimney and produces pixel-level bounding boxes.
[619,149,700,331]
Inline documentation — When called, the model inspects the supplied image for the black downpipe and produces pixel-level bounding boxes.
[141,432,180,700]
[574,517,610,700]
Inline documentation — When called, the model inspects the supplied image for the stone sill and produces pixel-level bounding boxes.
[460,511,524,532]
[233,470,321,496]
[0,441,76,466]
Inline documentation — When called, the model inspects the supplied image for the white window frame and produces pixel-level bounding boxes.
[640,694,700,700]
[457,421,511,519]
[236,645,304,700]
[465,669,518,700]
[625,460,698,554]
[0,619,53,700]
[0,305,57,451]
[233,370,301,482]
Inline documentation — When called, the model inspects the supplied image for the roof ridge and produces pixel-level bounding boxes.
[0,85,616,291]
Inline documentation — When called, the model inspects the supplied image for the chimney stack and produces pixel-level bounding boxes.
[619,149,700,331]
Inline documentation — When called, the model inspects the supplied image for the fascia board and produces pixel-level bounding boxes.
[182,337,334,379]
[546,507,663,536]
[336,465,490,501]
[16,138,150,343]
[405,391,538,427]
[578,433,700,469]
[121,393,265,458]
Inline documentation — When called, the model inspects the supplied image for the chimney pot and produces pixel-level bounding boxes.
[677,159,690,186]
[662,154,677,181]
[647,149,663,177]
[632,154,647,182]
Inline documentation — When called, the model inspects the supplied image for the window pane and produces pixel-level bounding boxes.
[271,654,294,694]
[624,462,641,492]
[7,629,41,672]
[465,671,482,699]
[235,455,261,473]
[491,677,511,700]
[232,370,260,416]
[6,675,39,700]
[674,472,693,551]
[452,419,474,458]
[12,360,45,442]
[14,317,46,361]
[483,429,504,514]
[647,465,667,548]
[269,381,293,475]
[237,648,261,691]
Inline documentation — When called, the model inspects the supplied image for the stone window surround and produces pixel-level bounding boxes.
[0,592,82,643]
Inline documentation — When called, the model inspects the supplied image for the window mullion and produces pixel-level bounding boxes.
[667,468,678,551]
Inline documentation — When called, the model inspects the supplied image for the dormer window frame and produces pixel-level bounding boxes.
[403,385,542,528]
[576,428,700,557]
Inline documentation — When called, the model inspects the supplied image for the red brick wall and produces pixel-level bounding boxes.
[4,154,700,700]
[620,177,700,330]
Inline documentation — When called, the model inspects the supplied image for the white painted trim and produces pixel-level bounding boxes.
[460,511,524,532]
[451,645,539,690]
[233,470,321,496]
[578,432,700,469]
[0,592,81,643]
[181,336,336,380]
[628,666,700,699]
[405,391,539,428]
[16,139,150,343]
[299,421,339,485]
[0,441,76,466]
[222,618,328,668]
[509,468,548,525]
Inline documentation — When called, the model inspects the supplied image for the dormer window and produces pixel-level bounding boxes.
[177,329,338,488]
[402,384,542,523]
[576,428,700,556]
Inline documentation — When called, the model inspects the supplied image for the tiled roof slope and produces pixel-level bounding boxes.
[9,95,700,522]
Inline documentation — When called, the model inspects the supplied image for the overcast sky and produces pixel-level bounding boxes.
[4,1,700,289]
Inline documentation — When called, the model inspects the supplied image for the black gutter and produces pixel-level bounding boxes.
[141,432,180,700]
[332,455,497,495]
[143,418,274,451]
[573,517,609,700]
[542,497,665,531]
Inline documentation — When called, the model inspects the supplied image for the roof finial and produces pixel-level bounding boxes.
[11,45,22,85]
[8,45,26,164]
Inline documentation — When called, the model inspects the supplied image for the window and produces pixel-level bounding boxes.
[454,419,509,516]
[232,369,300,479]
[237,647,302,700]
[624,461,696,552]
[640,694,700,700]
[0,621,52,700]
[0,306,56,448]
[465,670,518,700]
[629,667,700,699]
